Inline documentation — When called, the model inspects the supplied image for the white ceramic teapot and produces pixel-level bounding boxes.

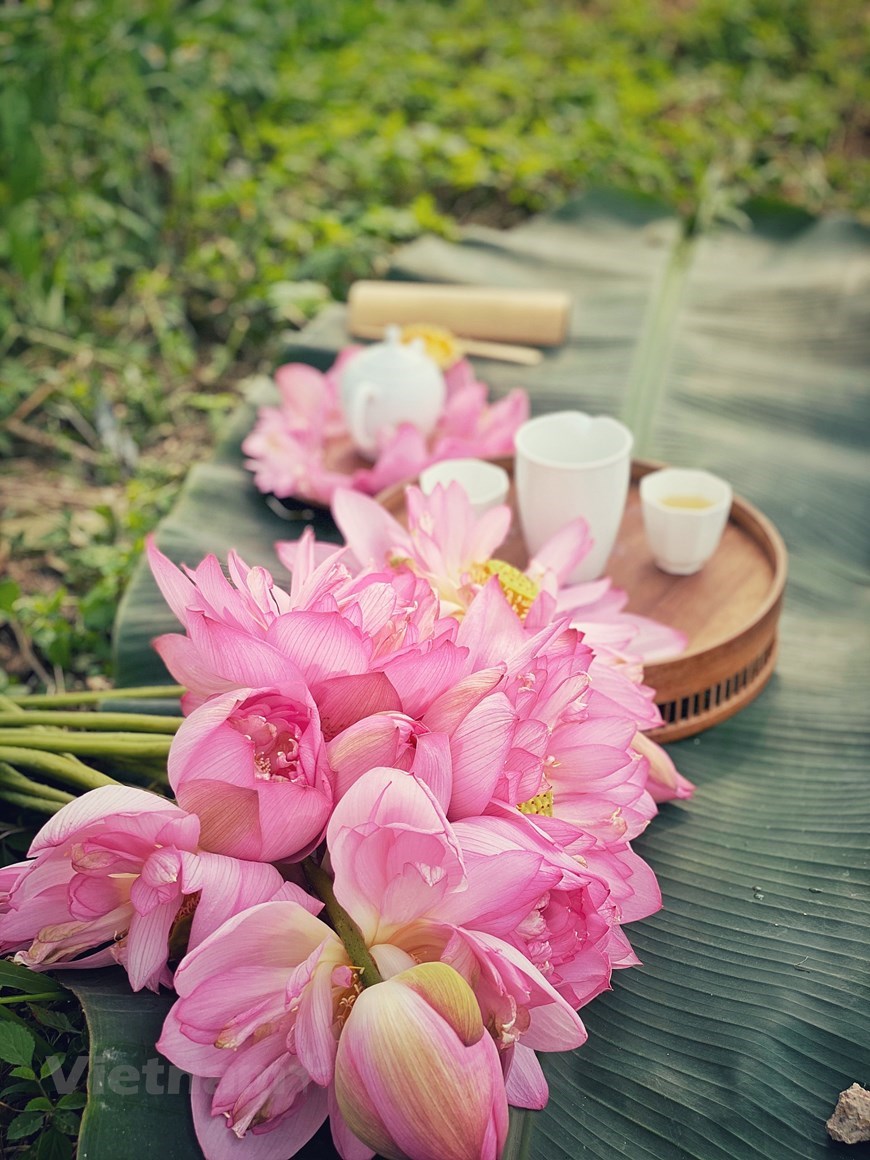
[339,325,446,458]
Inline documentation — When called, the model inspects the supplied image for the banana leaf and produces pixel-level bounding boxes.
[107,190,870,1159]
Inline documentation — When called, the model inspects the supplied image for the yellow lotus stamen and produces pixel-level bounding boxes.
[400,323,461,369]
[336,968,364,1029]
[517,789,554,817]
[469,559,540,621]
[388,554,415,570]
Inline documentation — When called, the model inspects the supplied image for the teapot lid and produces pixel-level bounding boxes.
[342,322,445,387]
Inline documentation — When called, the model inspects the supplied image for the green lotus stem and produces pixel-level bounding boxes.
[0,992,65,1004]
[0,730,173,758]
[0,789,67,815]
[0,762,77,804]
[0,711,181,733]
[303,858,383,989]
[0,747,117,790]
[97,757,170,785]
[7,684,185,707]
[0,694,26,713]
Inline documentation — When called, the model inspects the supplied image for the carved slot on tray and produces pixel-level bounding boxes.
[656,640,776,726]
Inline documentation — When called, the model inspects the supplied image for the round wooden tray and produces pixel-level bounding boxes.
[378,457,788,743]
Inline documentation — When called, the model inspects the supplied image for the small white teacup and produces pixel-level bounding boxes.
[640,467,732,575]
[419,457,511,518]
[514,410,633,582]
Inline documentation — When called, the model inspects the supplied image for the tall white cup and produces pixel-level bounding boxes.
[514,411,633,582]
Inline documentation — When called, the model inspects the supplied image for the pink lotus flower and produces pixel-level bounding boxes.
[159,767,589,1158]
[158,898,348,1158]
[452,807,661,1010]
[331,484,512,618]
[242,349,529,506]
[148,537,463,719]
[334,962,508,1160]
[432,581,657,839]
[0,786,309,991]
[241,354,352,502]
[167,685,334,862]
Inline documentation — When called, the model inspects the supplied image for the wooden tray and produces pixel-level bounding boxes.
[378,457,787,743]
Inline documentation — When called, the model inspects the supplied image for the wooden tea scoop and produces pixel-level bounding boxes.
[350,322,543,366]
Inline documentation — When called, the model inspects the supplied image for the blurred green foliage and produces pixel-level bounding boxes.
[0,0,867,684]
[0,962,88,1160]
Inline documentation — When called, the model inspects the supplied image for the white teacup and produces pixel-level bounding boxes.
[419,458,510,517]
[514,410,633,582]
[339,326,446,458]
[640,467,732,575]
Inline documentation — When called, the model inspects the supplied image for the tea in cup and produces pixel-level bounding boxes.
[640,467,732,575]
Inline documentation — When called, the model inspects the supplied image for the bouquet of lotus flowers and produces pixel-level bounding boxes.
[0,482,693,1160]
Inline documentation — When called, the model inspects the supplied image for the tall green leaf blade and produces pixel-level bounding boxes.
[62,971,199,1160]
[110,192,870,1158]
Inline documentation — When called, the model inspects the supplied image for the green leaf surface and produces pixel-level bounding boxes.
[0,959,67,997]
[36,1126,74,1160]
[7,1109,44,1141]
[9,1064,36,1079]
[0,1020,35,1067]
[25,1095,54,1112]
[110,192,870,1158]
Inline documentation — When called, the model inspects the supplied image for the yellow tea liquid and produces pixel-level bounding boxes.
[661,494,714,510]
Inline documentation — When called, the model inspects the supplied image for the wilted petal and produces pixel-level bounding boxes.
[632,731,695,802]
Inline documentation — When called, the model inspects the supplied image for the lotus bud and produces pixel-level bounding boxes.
[334,961,508,1160]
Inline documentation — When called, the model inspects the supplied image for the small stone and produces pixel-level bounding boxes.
[826,1083,870,1144]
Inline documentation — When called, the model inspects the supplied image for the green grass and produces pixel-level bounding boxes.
[0,0,867,686]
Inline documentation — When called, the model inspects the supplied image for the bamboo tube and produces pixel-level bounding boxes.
[348,282,570,346]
